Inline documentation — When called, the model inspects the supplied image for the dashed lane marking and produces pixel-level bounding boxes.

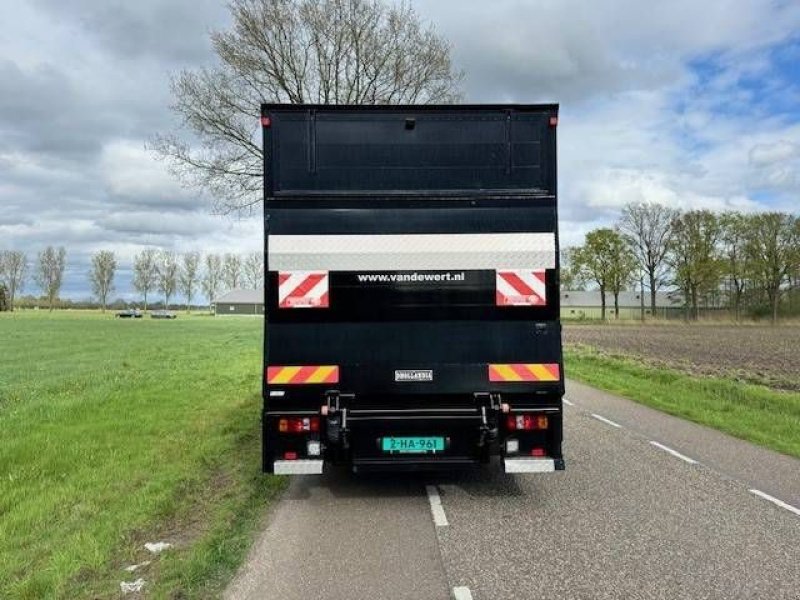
[425,485,449,527]
[590,413,622,428]
[563,398,574,406]
[649,441,699,465]
[749,489,800,517]
[453,586,473,600]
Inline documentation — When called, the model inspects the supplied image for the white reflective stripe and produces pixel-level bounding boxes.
[504,458,555,473]
[273,460,324,475]
[269,233,556,271]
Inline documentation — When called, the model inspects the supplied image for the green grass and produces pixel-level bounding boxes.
[565,344,800,458]
[0,310,286,599]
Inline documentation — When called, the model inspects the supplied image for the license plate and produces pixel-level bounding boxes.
[381,436,445,454]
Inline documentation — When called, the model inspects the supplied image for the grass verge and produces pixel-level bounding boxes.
[0,311,286,599]
[565,344,800,459]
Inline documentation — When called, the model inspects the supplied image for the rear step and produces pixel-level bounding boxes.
[274,459,324,475]
[504,458,561,473]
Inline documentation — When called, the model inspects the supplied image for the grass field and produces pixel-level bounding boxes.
[564,323,800,458]
[0,311,285,599]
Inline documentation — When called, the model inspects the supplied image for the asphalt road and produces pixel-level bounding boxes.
[225,380,800,600]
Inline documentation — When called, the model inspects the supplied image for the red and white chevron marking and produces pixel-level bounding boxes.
[278,271,329,308]
[496,270,546,306]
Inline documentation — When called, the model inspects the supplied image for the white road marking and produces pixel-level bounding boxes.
[453,586,473,600]
[590,413,622,428]
[749,489,800,517]
[563,398,574,406]
[649,441,699,465]
[426,485,449,527]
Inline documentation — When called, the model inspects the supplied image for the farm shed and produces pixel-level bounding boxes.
[561,290,683,320]
[213,288,264,316]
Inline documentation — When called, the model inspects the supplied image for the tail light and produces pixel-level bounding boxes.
[506,414,548,431]
[278,417,320,433]
[531,447,546,457]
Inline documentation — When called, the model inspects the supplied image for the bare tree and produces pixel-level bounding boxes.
[152,0,463,213]
[35,246,67,311]
[89,250,117,312]
[223,253,243,290]
[158,250,179,309]
[618,202,679,316]
[180,251,201,312]
[243,251,263,288]
[0,250,27,311]
[133,248,159,312]
[203,254,224,312]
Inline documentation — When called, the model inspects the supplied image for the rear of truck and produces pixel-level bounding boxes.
[261,104,564,475]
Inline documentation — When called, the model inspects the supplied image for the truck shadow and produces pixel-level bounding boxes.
[285,461,524,500]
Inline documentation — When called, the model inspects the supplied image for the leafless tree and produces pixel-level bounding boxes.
[243,251,264,288]
[35,246,66,311]
[152,0,463,213]
[158,250,179,309]
[133,248,159,312]
[618,202,679,316]
[180,251,202,312]
[203,254,224,311]
[89,250,117,312]
[223,253,243,290]
[0,250,27,311]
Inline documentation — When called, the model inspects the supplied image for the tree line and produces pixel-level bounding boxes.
[564,204,800,322]
[0,248,263,312]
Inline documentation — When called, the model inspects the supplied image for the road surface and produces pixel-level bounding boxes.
[225,380,800,600]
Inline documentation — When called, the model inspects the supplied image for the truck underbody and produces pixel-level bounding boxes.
[261,104,564,475]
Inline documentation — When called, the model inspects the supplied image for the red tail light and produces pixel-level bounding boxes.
[278,417,320,433]
[260,116,271,127]
[531,447,546,457]
[506,414,548,431]
[284,451,297,460]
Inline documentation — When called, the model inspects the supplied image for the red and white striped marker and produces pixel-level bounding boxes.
[278,271,329,308]
[495,270,546,306]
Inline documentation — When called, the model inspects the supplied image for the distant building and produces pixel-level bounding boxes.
[213,288,264,316]
[560,290,683,320]
[211,286,685,319]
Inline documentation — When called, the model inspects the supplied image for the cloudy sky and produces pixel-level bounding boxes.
[1,0,799,301]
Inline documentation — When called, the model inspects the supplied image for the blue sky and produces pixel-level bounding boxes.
[1,0,799,301]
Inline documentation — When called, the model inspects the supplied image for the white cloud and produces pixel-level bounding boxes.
[99,140,189,200]
[749,140,799,165]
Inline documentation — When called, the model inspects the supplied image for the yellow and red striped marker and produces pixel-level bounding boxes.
[266,365,339,385]
[488,363,560,382]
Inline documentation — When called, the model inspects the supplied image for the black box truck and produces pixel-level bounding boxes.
[261,103,564,475]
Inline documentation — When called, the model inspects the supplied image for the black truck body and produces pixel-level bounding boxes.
[261,103,564,475]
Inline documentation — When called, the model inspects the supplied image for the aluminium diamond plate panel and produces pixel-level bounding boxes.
[269,233,556,271]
